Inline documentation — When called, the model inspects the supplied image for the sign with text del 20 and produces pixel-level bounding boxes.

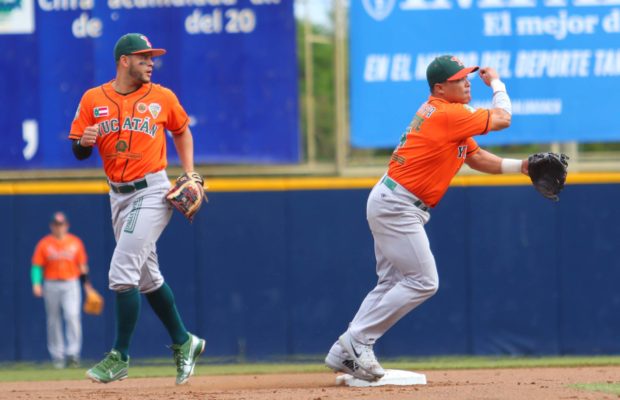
[351,0,620,147]
[0,0,299,169]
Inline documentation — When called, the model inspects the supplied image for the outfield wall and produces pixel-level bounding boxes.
[1,174,619,361]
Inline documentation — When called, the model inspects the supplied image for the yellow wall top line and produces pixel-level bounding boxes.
[0,173,619,195]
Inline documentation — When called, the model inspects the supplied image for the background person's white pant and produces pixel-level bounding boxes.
[348,177,439,345]
[43,280,82,363]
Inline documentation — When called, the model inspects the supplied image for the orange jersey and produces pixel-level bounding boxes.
[69,81,189,182]
[32,234,87,281]
[388,96,491,207]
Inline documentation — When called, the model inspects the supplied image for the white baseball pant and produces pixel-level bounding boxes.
[347,175,439,345]
[43,279,82,362]
[108,170,172,293]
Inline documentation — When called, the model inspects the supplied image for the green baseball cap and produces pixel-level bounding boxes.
[50,211,68,225]
[426,55,479,89]
[114,33,166,61]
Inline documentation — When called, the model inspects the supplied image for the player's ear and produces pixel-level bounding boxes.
[119,55,129,68]
[433,82,444,96]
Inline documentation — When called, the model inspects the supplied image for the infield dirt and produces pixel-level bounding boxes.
[1,366,619,399]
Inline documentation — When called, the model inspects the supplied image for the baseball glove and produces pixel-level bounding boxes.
[83,286,104,315]
[527,152,569,202]
[166,171,207,222]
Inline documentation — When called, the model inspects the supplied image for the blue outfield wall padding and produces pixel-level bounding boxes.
[197,192,290,358]
[0,197,17,360]
[2,183,620,361]
[467,187,561,355]
[558,184,620,354]
[286,189,377,356]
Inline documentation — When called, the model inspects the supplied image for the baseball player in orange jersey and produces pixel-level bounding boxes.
[69,33,205,385]
[326,55,529,381]
[31,212,91,369]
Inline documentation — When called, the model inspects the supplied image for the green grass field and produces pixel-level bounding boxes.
[574,383,620,395]
[2,355,620,383]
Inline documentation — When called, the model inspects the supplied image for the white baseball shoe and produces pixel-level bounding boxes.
[338,331,385,379]
[325,341,378,381]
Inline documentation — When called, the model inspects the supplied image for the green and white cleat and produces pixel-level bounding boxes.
[86,350,129,383]
[171,333,206,385]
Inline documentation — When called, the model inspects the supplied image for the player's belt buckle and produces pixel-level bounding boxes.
[381,176,429,212]
[110,179,148,194]
[413,200,429,212]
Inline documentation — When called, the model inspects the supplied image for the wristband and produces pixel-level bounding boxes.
[490,79,507,93]
[72,138,93,160]
[501,158,522,174]
[491,81,512,115]
[80,273,89,285]
[31,265,43,286]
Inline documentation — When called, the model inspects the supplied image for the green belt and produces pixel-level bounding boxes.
[381,176,430,212]
[110,178,148,194]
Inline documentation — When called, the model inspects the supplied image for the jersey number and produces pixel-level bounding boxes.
[394,115,425,151]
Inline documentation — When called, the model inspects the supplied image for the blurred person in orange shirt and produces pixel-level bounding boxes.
[31,212,92,368]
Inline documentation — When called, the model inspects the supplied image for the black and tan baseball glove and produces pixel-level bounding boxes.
[166,171,207,222]
[527,152,569,202]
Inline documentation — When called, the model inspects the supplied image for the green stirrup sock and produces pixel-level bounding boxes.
[146,283,190,345]
[113,287,141,362]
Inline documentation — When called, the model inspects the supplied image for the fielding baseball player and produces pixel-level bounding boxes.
[326,55,530,381]
[69,33,206,385]
[31,212,90,369]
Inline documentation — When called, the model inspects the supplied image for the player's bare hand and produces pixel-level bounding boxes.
[521,159,529,175]
[33,284,43,297]
[81,125,99,147]
[479,67,500,86]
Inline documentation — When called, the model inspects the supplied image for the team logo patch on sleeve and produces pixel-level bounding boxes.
[94,106,109,118]
[463,104,476,113]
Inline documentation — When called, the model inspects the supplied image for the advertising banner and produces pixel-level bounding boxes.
[351,0,620,147]
[0,0,299,168]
